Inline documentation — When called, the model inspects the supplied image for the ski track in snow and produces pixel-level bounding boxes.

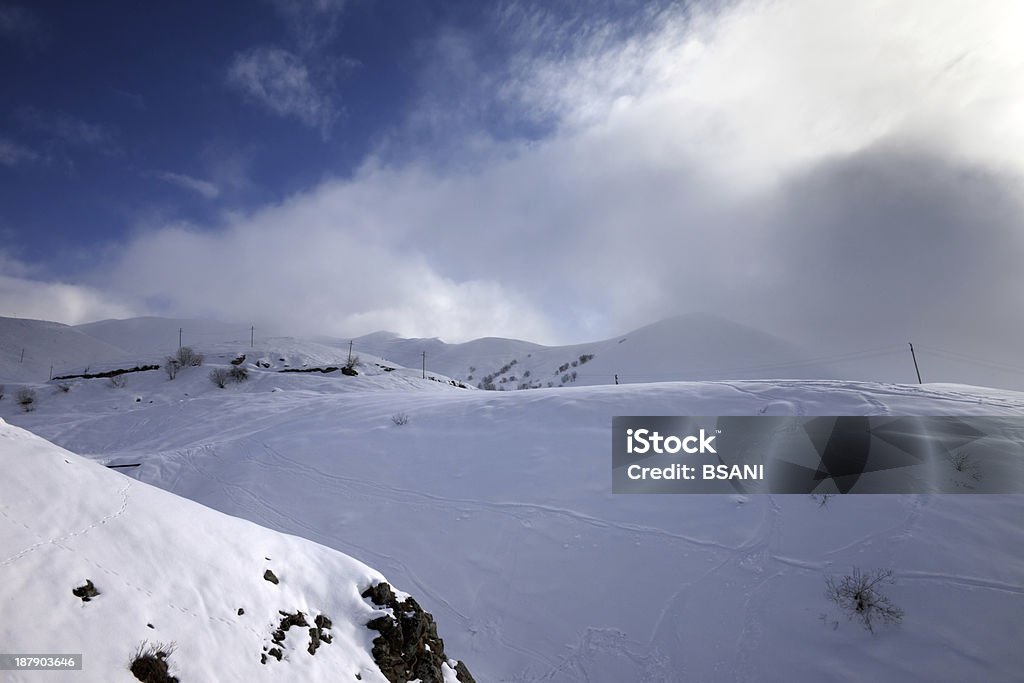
[120,405,1024,682]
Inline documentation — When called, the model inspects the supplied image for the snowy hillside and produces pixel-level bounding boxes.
[0,419,473,682]
[2,314,1023,681]
[352,313,838,390]
[0,315,465,388]
[0,317,128,383]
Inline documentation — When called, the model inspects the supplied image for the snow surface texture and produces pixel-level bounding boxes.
[0,418,396,682]
[2,315,1024,681]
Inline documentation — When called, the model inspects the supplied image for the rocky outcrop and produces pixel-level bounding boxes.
[362,582,475,683]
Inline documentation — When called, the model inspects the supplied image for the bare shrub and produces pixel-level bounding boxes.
[16,388,36,412]
[175,346,203,367]
[129,641,178,683]
[228,366,249,383]
[392,412,409,426]
[345,354,360,371]
[56,382,72,393]
[209,368,230,388]
[164,358,181,380]
[109,375,127,389]
[950,450,981,483]
[825,567,904,633]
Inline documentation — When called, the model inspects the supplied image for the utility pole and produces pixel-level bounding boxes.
[908,342,922,384]
[422,351,426,379]
[20,348,24,363]
[348,340,353,364]
[179,327,183,350]
[49,365,53,380]
[251,326,255,348]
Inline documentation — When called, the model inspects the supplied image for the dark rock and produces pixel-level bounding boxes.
[264,569,279,584]
[278,610,309,629]
[130,650,178,683]
[307,627,321,655]
[361,582,476,683]
[361,582,396,607]
[454,660,475,682]
[72,579,100,602]
[238,608,245,616]
[307,613,333,656]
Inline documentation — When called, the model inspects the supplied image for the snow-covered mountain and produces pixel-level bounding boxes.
[352,313,837,389]
[2,314,1023,681]
[0,317,128,383]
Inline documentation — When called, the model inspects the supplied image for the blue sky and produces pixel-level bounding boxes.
[2,0,1024,388]
[0,1,481,261]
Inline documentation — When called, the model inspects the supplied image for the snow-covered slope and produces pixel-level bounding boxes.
[0,418,399,682]
[73,316,375,376]
[354,313,836,389]
[5,371,1024,682]
[75,316,265,355]
[0,316,129,383]
[3,314,1023,681]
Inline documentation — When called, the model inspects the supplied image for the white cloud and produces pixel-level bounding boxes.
[147,171,220,199]
[10,0,1024,371]
[227,46,336,136]
[17,107,114,149]
[100,197,556,342]
[491,0,1024,189]
[0,138,39,166]
[270,0,347,53]
[0,273,134,325]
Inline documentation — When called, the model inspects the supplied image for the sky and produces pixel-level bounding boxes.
[2,0,1024,386]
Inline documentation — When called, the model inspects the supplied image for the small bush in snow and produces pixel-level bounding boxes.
[56,382,72,393]
[209,368,230,388]
[950,450,981,483]
[109,375,127,389]
[228,366,249,383]
[164,358,181,380]
[129,641,178,683]
[175,346,203,367]
[392,412,409,426]
[16,388,37,411]
[345,354,360,371]
[825,567,903,633]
